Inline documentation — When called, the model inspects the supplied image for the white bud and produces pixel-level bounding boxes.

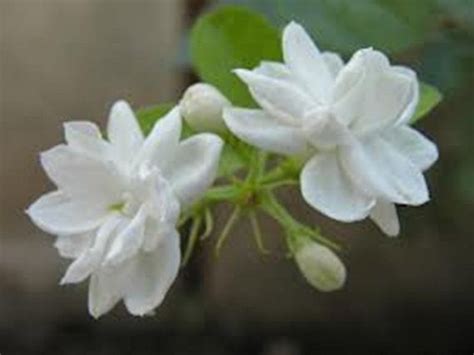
[295,241,346,292]
[180,83,230,134]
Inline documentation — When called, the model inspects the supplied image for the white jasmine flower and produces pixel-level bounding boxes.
[27,101,223,317]
[224,22,438,236]
[180,83,230,134]
[294,240,346,292]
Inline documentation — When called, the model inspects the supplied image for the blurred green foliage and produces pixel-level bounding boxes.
[191,6,281,107]
[220,0,436,54]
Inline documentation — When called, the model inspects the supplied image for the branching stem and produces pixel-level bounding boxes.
[181,216,202,267]
[249,211,270,255]
[215,206,241,257]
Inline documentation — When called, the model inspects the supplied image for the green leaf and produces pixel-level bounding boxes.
[220,0,436,54]
[136,103,175,135]
[412,83,443,123]
[190,5,282,107]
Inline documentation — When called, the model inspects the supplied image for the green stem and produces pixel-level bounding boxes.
[215,206,241,257]
[261,191,341,252]
[249,211,270,255]
[204,185,241,202]
[245,150,268,184]
[263,179,298,190]
[200,208,214,241]
[181,216,202,267]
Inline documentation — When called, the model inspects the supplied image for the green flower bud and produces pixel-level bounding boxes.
[294,240,346,292]
[180,83,230,134]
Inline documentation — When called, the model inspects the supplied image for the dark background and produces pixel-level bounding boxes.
[1,0,473,354]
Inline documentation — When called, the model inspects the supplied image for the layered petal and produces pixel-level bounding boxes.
[64,121,109,158]
[332,48,418,135]
[302,109,354,151]
[87,232,180,318]
[26,191,108,235]
[301,151,375,222]
[123,233,180,316]
[88,264,125,318]
[148,174,180,224]
[163,133,223,207]
[134,106,182,170]
[142,222,179,252]
[381,126,438,171]
[234,68,313,124]
[369,200,400,237]
[282,22,334,103]
[392,65,419,125]
[254,61,293,82]
[107,100,144,164]
[40,144,124,204]
[54,233,93,259]
[223,108,309,156]
[61,215,122,284]
[104,206,147,267]
[321,52,344,78]
[340,136,429,205]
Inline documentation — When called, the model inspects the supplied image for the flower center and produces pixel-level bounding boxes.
[301,107,354,151]
[107,165,163,218]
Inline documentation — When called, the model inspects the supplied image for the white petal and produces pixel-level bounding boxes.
[104,206,147,267]
[40,144,124,203]
[88,266,124,318]
[64,121,109,158]
[340,136,429,205]
[321,52,344,77]
[134,106,182,170]
[55,233,93,259]
[223,108,310,156]
[332,48,418,135]
[254,61,293,82]
[142,221,179,252]
[282,22,334,103]
[393,65,420,125]
[26,191,108,235]
[234,68,313,124]
[302,108,354,151]
[369,200,400,237]
[61,215,122,284]
[163,133,223,207]
[148,174,180,224]
[301,151,375,222]
[66,121,101,137]
[107,100,144,163]
[88,229,180,318]
[381,126,438,171]
[123,232,180,316]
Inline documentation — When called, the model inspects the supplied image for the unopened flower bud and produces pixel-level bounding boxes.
[294,241,346,292]
[180,83,230,134]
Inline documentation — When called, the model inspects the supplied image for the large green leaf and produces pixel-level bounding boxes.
[190,5,282,107]
[412,83,443,123]
[220,0,436,54]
